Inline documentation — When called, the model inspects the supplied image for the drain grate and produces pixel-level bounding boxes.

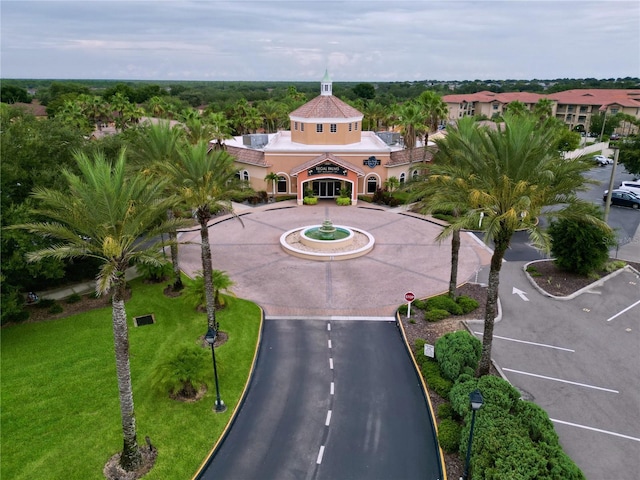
[134,314,155,327]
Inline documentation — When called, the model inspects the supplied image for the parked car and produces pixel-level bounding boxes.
[618,181,640,196]
[603,189,640,209]
[610,133,620,141]
[593,155,613,166]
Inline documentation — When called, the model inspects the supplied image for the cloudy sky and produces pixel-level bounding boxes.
[1,1,639,82]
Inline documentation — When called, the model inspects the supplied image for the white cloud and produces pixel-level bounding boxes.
[1,0,638,80]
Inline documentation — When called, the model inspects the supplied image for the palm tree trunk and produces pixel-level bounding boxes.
[476,234,509,377]
[449,228,460,298]
[111,278,142,471]
[167,210,183,291]
[199,218,217,331]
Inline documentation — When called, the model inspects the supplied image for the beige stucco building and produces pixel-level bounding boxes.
[217,71,432,205]
[443,89,640,134]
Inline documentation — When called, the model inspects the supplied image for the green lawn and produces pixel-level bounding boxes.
[1,279,262,479]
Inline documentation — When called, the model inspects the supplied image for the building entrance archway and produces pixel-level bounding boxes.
[312,179,342,198]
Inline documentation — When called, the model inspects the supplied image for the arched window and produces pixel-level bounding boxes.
[412,169,419,180]
[277,176,287,193]
[243,171,250,181]
[367,176,378,194]
[399,172,406,184]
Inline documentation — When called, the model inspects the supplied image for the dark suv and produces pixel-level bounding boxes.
[604,190,640,209]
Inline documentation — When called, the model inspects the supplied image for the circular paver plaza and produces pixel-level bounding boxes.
[178,201,492,317]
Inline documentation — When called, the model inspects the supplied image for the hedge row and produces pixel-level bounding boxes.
[412,294,479,322]
[413,331,584,479]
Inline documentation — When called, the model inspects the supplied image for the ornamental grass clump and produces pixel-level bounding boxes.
[151,344,211,400]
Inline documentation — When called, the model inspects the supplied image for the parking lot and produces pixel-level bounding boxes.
[472,262,640,479]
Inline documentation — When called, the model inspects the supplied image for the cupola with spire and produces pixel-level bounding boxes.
[289,70,364,145]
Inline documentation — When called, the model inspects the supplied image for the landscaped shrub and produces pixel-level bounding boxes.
[336,196,351,206]
[48,303,63,314]
[514,401,558,445]
[435,330,482,381]
[136,261,173,283]
[398,304,408,315]
[36,298,56,309]
[427,294,463,315]
[412,299,428,310]
[150,344,210,399]
[450,375,585,480]
[65,293,82,304]
[424,308,451,322]
[548,207,616,275]
[456,295,479,314]
[303,196,318,205]
[357,195,373,203]
[437,402,454,420]
[414,339,454,397]
[437,418,462,453]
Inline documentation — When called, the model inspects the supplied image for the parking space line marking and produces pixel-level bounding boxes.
[474,332,574,352]
[502,368,619,393]
[325,410,332,426]
[316,445,325,464]
[551,418,640,442]
[606,299,640,322]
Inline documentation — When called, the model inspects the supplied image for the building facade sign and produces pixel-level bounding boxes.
[363,156,381,168]
[307,163,348,177]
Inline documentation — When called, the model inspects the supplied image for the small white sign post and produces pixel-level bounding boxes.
[424,343,435,358]
[404,292,415,317]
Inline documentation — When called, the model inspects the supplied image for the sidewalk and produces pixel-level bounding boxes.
[39,267,140,301]
[612,221,640,263]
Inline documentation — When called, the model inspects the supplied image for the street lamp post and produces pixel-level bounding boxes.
[462,389,484,480]
[603,146,620,224]
[204,326,226,413]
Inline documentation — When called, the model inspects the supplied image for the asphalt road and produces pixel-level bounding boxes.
[198,319,443,480]
[580,162,640,251]
[472,261,640,480]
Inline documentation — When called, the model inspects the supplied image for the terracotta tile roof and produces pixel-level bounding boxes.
[442,91,546,104]
[225,145,267,166]
[388,147,434,166]
[290,153,365,177]
[289,95,363,119]
[546,89,640,107]
[443,89,640,108]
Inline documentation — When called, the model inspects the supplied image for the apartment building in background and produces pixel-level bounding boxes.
[443,89,640,134]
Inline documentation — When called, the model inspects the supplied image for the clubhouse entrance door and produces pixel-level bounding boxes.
[312,180,342,198]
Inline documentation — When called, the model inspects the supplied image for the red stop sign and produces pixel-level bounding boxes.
[405,292,415,302]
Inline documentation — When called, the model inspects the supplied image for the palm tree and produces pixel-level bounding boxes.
[207,111,233,150]
[129,121,186,290]
[417,91,448,142]
[418,113,606,376]
[396,101,428,165]
[147,96,167,119]
[532,98,555,122]
[258,100,285,133]
[161,142,245,331]
[264,172,279,199]
[410,117,479,299]
[14,150,185,471]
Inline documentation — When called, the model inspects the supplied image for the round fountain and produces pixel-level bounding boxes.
[280,219,375,261]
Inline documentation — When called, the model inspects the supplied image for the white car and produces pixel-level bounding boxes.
[593,155,613,166]
[617,181,640,196]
